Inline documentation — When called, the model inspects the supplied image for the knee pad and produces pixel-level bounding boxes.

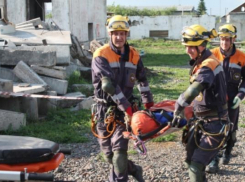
[189,161,205,182]
[112,150,128,174]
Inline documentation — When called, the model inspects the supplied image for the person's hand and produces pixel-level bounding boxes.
[171,110,184,127]
[144,102,154,109]
[124,106,133,125]
[231,96,241,109]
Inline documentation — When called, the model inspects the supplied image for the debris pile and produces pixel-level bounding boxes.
[0,18,103,130]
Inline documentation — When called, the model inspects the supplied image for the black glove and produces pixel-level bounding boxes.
[171,110,184,127]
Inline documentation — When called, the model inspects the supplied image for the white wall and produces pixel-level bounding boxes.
[52,0,107,42]
[6,0,26,24]
[127,15,216,40]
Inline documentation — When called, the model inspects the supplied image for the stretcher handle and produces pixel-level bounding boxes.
[28,173,54,181]
[59,148,71,155]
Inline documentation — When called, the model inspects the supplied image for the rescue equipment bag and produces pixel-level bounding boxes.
[131,100,193,141]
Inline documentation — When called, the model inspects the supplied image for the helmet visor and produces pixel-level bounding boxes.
[108,21,129,31]
[218,28,235,36]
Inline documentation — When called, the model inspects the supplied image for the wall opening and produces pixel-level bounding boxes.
[149,30,169,38]
[26,0,52,21]
[88,23,94,41]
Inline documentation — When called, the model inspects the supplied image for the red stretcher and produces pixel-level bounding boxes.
[123,100,194,155]
[0,135,70,181]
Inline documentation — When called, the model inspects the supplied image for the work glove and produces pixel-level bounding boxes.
[124,106,133,125]
[171,109,185,127]
[231,96,241,109]
[144,102,154,109]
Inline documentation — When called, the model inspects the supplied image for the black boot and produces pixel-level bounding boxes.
[205,156,219,173]
[132,165,145,182]
[189,161,206,182]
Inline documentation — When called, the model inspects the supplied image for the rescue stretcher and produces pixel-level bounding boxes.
[0,135,71,181]
[123,100,194,155]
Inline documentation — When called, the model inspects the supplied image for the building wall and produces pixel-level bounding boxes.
[6,0,26,24]
[127,15,216,40]
[52,0,107,42]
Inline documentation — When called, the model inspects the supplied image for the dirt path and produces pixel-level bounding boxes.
[54,104,245,182]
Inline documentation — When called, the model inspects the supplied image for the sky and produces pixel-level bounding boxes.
[107,0,245,16]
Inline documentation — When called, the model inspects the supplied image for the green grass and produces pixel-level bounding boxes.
[3,38,191,143]
[151,133,177,142]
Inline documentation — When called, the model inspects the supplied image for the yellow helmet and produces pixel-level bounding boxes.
[181,24,217,46]
[218,24,236,38]
[107,15,130,32]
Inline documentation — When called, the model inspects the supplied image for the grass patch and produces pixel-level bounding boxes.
[0,109,91,143]
[239,123,245,128]
[151,133,177,142]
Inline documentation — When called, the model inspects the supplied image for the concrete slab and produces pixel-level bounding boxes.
[18,45,70,65]
[0,79,13,92]
[14,83,46,94]
[13,61,48,86]
[72,96,94,110]
[56,92,85,108]
[0,30,72,45]
[0,67,20,82]
[0,24,16,34]
[0,109,26,131]
[40,76,68,95]
[71,84,93,91]
[19,97,38,121]
[38,91,57,116]
[31,65,67,80]
[0,48,56,67]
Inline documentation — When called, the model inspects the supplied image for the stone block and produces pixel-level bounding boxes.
[0,67,20,82]
[13,61,47,86]
[40,76,68,95]
[0,109,26,131]
[0,79,13,92]
[56,92,85,108]
[0,48,56,67]
[31,65,67,80]
[13,83,46,94]
[38,91,57,116]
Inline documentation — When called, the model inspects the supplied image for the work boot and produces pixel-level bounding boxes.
[132,165,145,182]
[189,161,206,182]
[205,157,219,173]
[220,153,231,165]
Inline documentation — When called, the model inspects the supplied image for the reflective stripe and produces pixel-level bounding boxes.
[229,63,241,69]
[213,65,223,76]
[111,92,124,102]
[177,95,189,107]
[137,85,150,92]
[239,87,245,93]
[125,62,137,69]
[109,62,120,68]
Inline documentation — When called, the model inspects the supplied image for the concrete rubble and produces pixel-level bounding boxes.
[0,18,105,130]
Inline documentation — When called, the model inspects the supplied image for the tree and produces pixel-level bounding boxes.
[197,0,207,15]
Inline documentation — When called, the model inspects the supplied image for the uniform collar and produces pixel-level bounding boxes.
[220,44,236,57]
[109,40,130,61]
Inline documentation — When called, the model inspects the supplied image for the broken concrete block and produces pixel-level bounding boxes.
[13,61,47,87]
[73,96,94,110]
[0,109,26,131]
[0,79,13,92]
[66,62,81,77]
[0,24,16,34]
[19,97,38,121]
[31,65,67,80]
[18,45,70,65]
[0,48,56,67]
[13,83,46,94]
[56,92,85,108]
[0,67,20,82]
[40,76,68,95]
[38,91,57,116]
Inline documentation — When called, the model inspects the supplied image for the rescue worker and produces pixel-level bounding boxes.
[172,24,229,182]
[91,15,154,182]
[206,24,245,173]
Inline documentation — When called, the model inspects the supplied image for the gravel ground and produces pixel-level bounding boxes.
[54,105,245,182]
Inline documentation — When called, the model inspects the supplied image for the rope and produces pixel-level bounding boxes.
[194,120,230,151]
